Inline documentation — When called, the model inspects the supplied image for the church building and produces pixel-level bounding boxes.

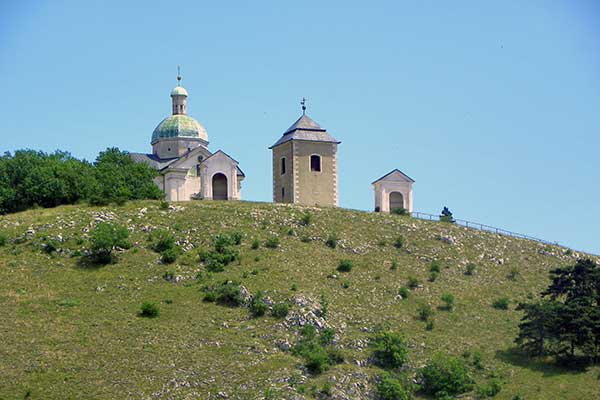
[270,101,340,207]
[131,74,244,201]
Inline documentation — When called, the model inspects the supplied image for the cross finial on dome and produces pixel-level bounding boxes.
[300,97,307,115]
[177,65,182,85]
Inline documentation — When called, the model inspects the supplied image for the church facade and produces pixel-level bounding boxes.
[131,76,244,202]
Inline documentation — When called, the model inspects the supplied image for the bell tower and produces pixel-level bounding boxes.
[270,100,341,207]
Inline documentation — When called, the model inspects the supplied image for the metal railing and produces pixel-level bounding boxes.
[411,211,559,245]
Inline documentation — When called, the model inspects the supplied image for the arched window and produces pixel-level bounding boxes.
[281,157,286,175]
[310,154,321,172]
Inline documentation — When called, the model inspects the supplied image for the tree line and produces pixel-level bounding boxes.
[0,148,163,214]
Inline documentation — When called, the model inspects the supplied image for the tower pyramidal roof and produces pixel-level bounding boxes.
[270,113,340,148]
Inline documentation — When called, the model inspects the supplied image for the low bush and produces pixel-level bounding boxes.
[418,304,434,321]
[249,292,268,317]
[419,353,474,397]
[399,286,410,299]
[300,213,313,226]
[162,270,174,281]
[265,236,280,249]
[390,260,398,271]
[161,247,179,264]
[140,302,159,318]
[230,231,243,245]
[465,263,476,275]
[476,378,503,398]
[203,281,245,307]
[320,328,335,345]
[251,239,260,249]
[429,261,441,273]
[89,222,130,264]
[428,271,439,282]
[272,302,290,319]
[441,293,455,311]
[0,232,7,247]
[342,280,350,289]
[407,276,420,289]
[492,297,510,310]
[292,326,343,374]
[391,207,408,216]
[325,234,338,249]
[43,239,59,254]
[508,267,520,281]
[393,236,405,249]
[159,200,169,210]
[426,320,434,331]
[377,373,412,400]
[337,260,353,272]
[370,331,409,369]
[149,229,175,253]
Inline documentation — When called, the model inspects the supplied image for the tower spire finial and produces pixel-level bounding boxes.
[300,97,307,115]
[177,65,182,86]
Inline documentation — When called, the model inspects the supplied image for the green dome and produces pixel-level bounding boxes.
[151,114,208,142]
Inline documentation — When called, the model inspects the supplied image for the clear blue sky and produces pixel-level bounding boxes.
[1,1,599,254]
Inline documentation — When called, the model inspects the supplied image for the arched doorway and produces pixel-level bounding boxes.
[389,192,404,211]
[212,173,228,200]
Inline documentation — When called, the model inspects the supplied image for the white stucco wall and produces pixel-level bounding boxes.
[373,171,414,213]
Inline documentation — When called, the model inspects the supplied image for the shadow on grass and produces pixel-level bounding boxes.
[76,255,114,269]
[495,347,590,377]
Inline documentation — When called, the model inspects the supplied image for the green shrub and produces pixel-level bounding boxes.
[407,276,420,289]
[251,239,260,249]
[419,353,474,397]
[325,234,338,249]
[341,280,350,289]
[230,231,243,245]
[300,213,313,226]
[428,271,439,282]
[370,331,409,369]
[0,232,9,247]
[337,260,353,272]
[377,373,412,400]
[159,200,169,209]
[162,270,174,281]
[318,328,334,346]
[161,247,179,264]
[441,293,455,311]
[476,378,502,398]
[493,297,510,310]
[199,235,241,272]
[271,302,290,319]
[393,236,405,249]
[430,261,441,273]
[472,351,484,370]
[89,222,130,264]
[249,292,268,317]
[149,229,175,253]
[418,304,434,321]
[508,267,520,281]
[140,302,159,318]
[300,235,311,243]
[204,281,245,307]
[399,286,410,299]
[425,320,434,331]
[390,260,398,270]
[466,263,476,275]
[293,326,341,374]
[391,207,408,216]
[265,236,280,249]
[43,239,59,254]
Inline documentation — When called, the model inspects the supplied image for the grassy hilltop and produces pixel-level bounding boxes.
[0,200,599,399]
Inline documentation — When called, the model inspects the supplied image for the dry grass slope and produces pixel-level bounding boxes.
[0,200,599,399]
